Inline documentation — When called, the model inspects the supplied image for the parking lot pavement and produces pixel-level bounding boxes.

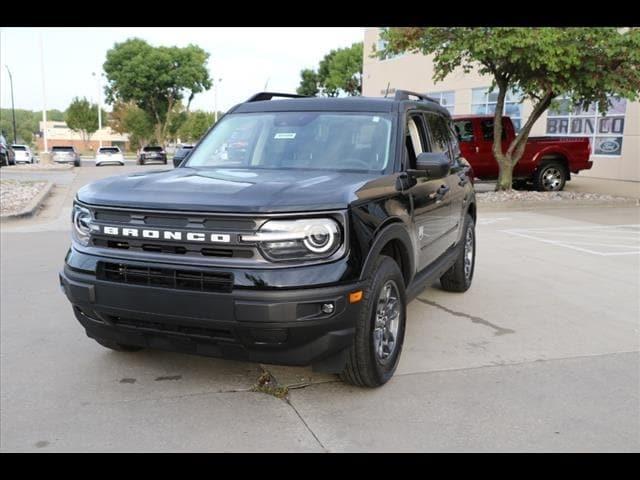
[1,165,638,452]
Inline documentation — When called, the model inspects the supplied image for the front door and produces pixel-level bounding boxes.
[404,113,452,271]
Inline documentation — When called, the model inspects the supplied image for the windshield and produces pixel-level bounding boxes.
[99,147,120,153]
[12,145,27,151]
[52,146,74,152]
[143,146,163,152]
[185,112,393,172]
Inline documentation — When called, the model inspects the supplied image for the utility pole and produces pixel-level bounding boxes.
[39,31,49,161]
[92,72,103,147]
[4,65,17,143]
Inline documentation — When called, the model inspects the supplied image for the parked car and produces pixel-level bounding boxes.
[12,144,35,164]
[453,115,592,191]
[95,146,125,166]
[137,145,167,165]
[60,90,476,388]
[51,146,81,167]
[171,144,194,167]
[0,134,16,166]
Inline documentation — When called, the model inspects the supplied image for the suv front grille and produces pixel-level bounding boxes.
[97,262,233,293]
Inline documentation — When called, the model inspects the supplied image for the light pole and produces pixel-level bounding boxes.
[92,72,103,148]
[39,31,48,155]
[214,77,222,123]
[4,65,17,143]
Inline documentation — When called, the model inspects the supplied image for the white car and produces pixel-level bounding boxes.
[12,144,34,164]
[95,146,125,166]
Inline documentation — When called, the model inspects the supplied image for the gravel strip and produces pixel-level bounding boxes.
[0,180,49,215]
[2,163,73,170]
[477,190,632,203]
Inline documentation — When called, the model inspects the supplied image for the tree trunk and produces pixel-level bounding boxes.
[496,158,513,190]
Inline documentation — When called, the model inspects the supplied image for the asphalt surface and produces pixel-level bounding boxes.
[1,165,639,452]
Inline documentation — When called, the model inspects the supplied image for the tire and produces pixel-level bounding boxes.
[340,255,406,388]
[94,338,143,352]
[440,213,476,293]
[534,161,567,192]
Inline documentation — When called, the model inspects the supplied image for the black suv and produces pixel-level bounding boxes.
[138,145,167,165]
[59,91,476,387]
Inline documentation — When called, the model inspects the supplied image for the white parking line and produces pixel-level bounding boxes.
[501,224,640,256]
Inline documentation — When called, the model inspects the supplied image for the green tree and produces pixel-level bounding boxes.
[380,27,640,190]
[296,69,320,96]
[297,42,363,97]
[178,110,215,143]
[103,38,212,146]
[65,97,104,146]
[110,101,154,150]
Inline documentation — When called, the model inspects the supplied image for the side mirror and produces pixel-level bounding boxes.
[414,152,450,179]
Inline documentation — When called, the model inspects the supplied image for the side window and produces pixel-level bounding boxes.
[454,120,474,142]
[424,113,451,154]
[481,119,507,141]
[424,112,455,163]
[404,114,426,170]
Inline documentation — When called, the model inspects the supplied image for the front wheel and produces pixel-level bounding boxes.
[535,161,567,192]
[340,256,406,388]
[440,213,475,293]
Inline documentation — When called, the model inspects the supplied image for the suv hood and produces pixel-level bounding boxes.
[76,167,388,213]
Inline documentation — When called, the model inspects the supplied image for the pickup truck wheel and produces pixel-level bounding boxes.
[94,338,143,352]
[340,255,406,387]
[440,213,475,293]
[535,162,567,192]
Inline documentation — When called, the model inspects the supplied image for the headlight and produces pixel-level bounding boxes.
[72,204,93,246]
[242,218,342,262]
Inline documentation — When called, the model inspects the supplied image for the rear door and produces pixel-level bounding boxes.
[423,112,463,248]
[404,112,452,271]
[472,118,509,179]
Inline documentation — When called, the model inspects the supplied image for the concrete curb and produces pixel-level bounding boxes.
[2,164,75,172]
[478,198,640,211]
[0,181,54,221]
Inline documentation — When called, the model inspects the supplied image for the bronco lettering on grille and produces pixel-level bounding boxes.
[99,226,231,243]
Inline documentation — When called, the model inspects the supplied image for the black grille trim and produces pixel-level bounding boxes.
[97,262,233,293]
[111,316,235,341]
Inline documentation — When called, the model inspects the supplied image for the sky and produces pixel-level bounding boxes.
[0,27,364,114]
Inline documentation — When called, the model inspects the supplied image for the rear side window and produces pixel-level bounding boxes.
[480,120,507,141]
[454,120,475,142]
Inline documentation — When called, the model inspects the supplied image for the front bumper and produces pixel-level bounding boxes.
[59,262,364,371]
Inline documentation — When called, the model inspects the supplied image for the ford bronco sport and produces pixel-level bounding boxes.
[59,91,477,387]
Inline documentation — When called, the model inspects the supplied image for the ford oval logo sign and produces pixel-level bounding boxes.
[599,140,619,153]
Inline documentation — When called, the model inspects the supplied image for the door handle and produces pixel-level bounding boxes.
[475,146,479,153]
[428,184,450,200]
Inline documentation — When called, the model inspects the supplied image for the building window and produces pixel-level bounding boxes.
[546,96,626,156]
[427,91,455,114]
[472,88,524,132]
[375,28,402,61]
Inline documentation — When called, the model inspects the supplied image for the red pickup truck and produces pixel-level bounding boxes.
[453,115,593,191]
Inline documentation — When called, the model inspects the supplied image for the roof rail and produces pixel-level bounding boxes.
[246,92,312,102]
[394,90,438,103]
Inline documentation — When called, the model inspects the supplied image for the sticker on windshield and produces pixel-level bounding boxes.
[274,132,297,140]
[372,116,380,123]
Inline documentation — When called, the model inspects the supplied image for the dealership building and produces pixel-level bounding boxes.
[36,121,130,153]
[362,28,639,182]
